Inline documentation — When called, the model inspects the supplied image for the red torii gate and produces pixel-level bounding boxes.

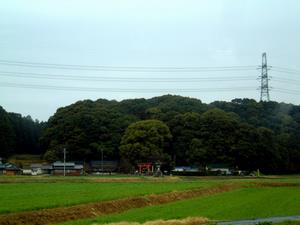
[137,163,153,173]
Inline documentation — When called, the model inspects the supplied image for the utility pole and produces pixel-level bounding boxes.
[260,52,270,101]
[101,148,103,175]
[63,148,66,176]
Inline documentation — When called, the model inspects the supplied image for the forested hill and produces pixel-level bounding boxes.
[1,95,300,173]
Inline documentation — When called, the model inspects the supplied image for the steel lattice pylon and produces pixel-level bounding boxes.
[260,52,270,101]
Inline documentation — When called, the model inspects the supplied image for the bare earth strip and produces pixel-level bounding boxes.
[0,177,179,184]
[250,182,300,187]
[97,217,209,225]
[0,184,238,225]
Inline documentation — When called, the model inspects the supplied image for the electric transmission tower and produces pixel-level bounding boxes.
[259,52,270,101]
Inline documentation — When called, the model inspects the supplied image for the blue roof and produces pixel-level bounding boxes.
[3,163,19,170]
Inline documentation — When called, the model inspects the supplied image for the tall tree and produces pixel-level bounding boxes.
[0,107,15,157]
[119,120,172,166]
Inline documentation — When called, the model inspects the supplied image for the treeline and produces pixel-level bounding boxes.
[0,106,45,157]
[1,95,300,173]
[40,95,300,173]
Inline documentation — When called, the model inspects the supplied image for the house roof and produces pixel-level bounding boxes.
[74,165,83,169]
[208,163,231,169]
[30,163,43,168]
[4,163,20,170]
[52,161,83,170]
[41,165,53,170]
[53,162,75,167]
[172,166,199,172]
[90,160,118,166]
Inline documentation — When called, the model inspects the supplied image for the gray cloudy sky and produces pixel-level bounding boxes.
[0,0,300,121]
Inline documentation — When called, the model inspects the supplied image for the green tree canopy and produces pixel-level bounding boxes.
[41,100,137,161]
[0,107,15,157]
[119,119,172,165]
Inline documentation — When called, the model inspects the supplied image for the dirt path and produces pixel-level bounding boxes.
[98,217,210,225]
[218,215,300,225]
[0,184,239,225]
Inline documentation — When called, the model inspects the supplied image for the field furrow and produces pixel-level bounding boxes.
[0,183,238,225]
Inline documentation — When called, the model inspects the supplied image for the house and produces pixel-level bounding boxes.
[0,160,5,175]
[41,164,53,175]
[3,163,20,176]
[52,161,83,176]
[21,163,52,175]
[172,166,199,172]
[207,163,232,175]
[21,166,33,175]
[30,163,43,175]
[89,160,119,174]
[171,166,201,176]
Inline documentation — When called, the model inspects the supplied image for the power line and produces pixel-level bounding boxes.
[271,66,300,73]
[0,59,258,72]
[0,59,258,69]
[0,82,256,93]
[272,77,300,85]
[1,58,300,100]
[273,88,300,95]
[271,69,300,75]
[0,71,256,82]
[3,80,298,97]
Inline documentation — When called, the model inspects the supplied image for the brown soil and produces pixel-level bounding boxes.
[0,184,238,225]
[92,177,182,183]
[98,217,209,225]
[0,176,181,184]
[251,182,300,187]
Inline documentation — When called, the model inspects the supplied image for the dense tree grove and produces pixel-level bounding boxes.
[1,95,300,173]
[0,106,44,157]
[41,99,137,161]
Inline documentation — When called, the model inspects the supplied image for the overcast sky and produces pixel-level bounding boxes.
[1,0,300,121]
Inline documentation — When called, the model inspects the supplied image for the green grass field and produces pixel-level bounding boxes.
[0,176,300,225]
[0,179,215,214]
[59,187,300,225]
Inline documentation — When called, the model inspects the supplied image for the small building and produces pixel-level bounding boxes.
[89,160,119,174]
[41,164,53,175]
[0,161,5,175]
[171,166,201,176]
[21,166,33,175]
[52,161,83,176]
[3,163,20,176]
[172,166,199,172]
[30,163,43,175]
[21,163,52,175]
[207,163,232,175]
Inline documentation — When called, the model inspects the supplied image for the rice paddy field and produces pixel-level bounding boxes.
[0,175,299,225]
